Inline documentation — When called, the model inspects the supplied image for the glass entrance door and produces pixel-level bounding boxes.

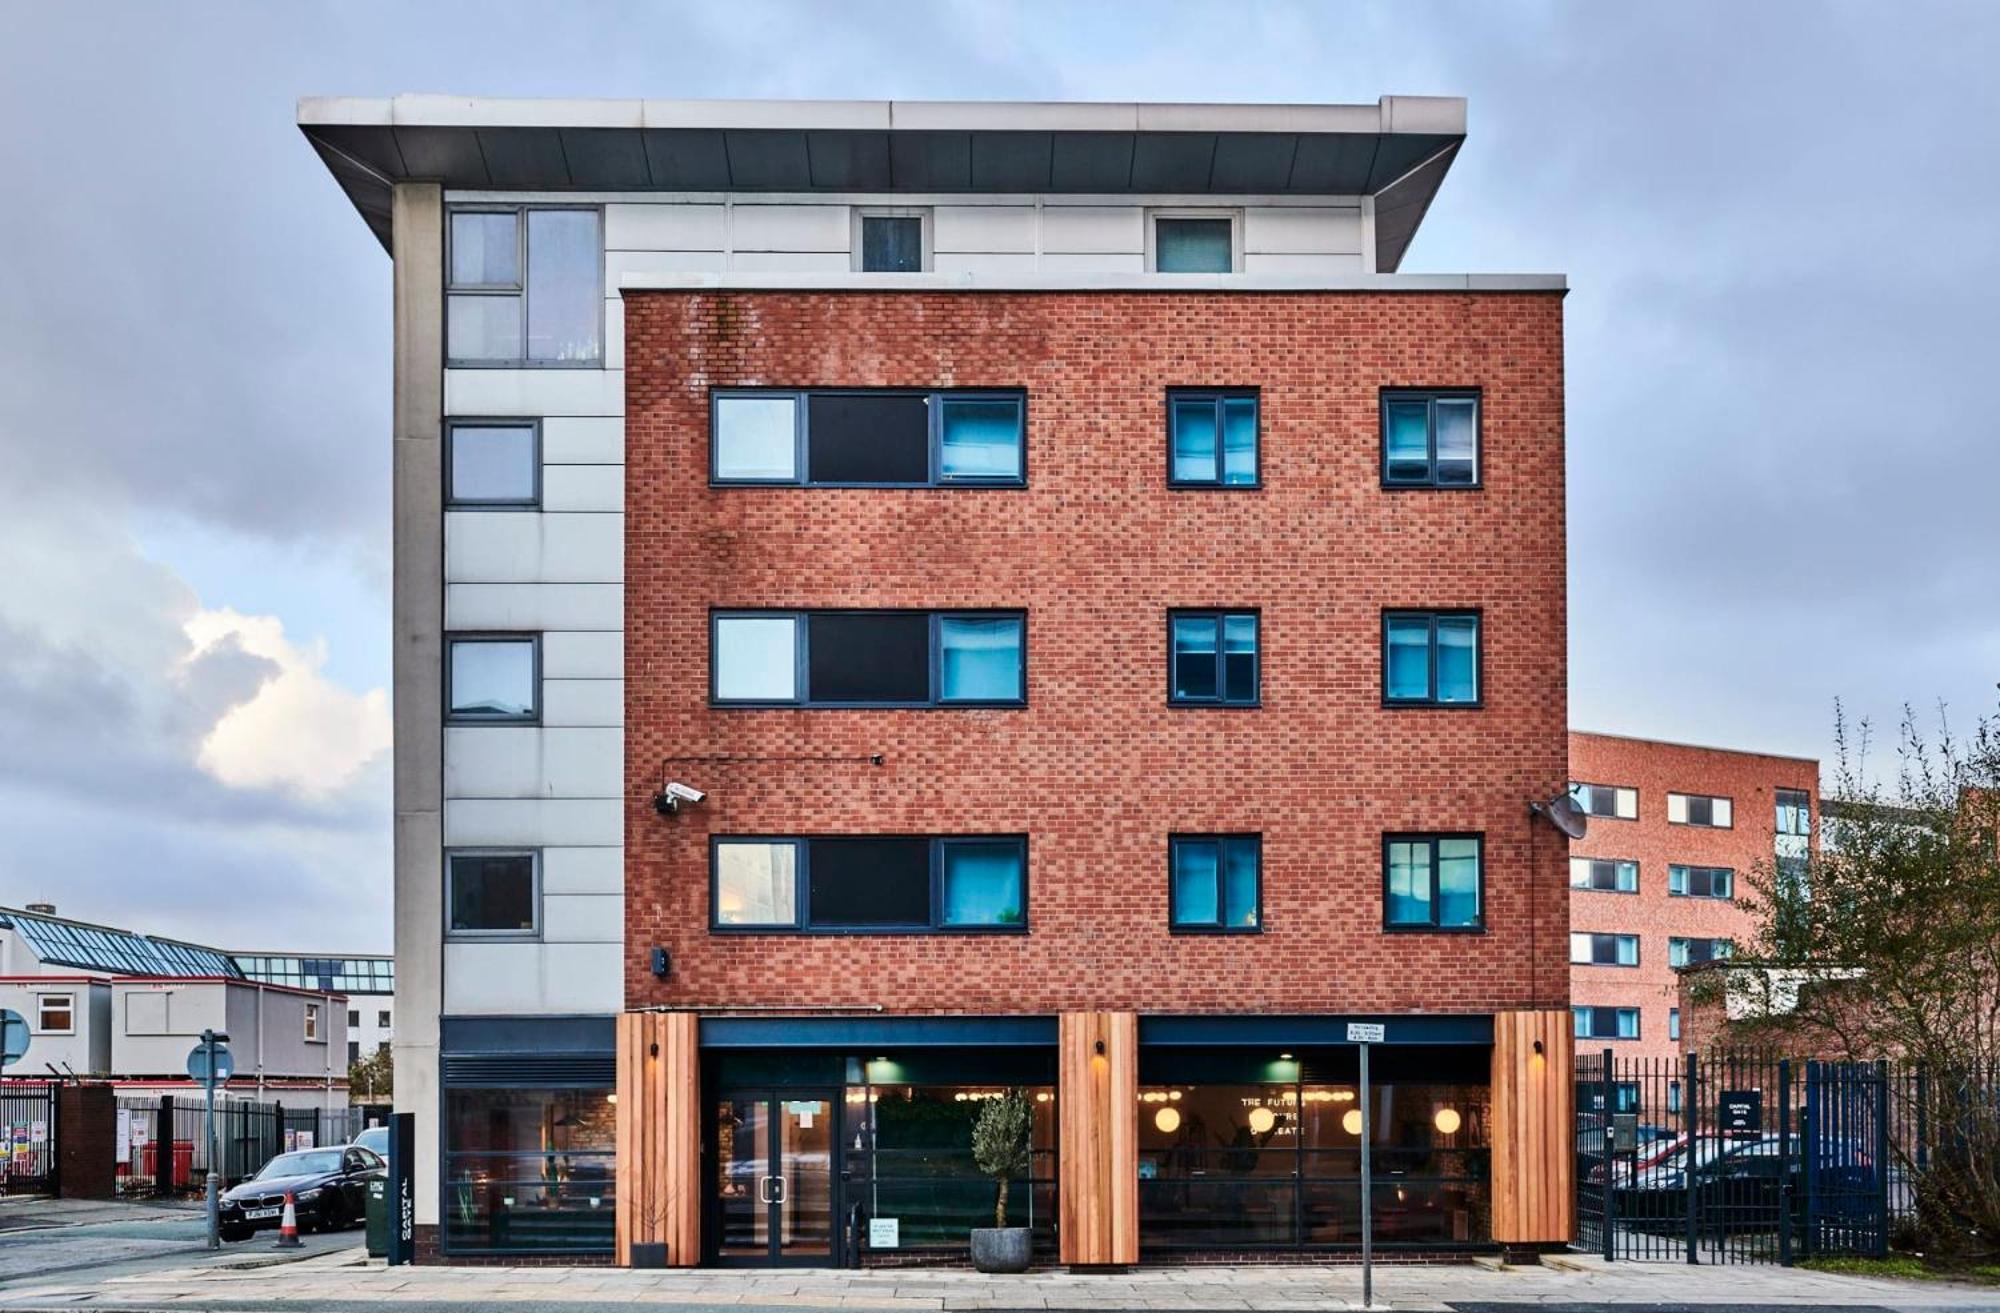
[713,1091,838,1265]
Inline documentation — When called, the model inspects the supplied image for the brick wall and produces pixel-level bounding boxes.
[1567,732,1819,1063]
[623,290,1569,1017]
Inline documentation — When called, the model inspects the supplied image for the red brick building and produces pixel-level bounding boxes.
[1567,732,1818,1073]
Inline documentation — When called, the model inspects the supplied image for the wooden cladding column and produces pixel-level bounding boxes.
[1490,1009,1575,1245]
[615,1011,700,1266]
[1057,1011,1138,1266]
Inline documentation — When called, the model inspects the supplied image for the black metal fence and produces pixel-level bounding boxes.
[116,1094,365,1197]
[0,1083,58,1195]
[1575,1050,1948,1264]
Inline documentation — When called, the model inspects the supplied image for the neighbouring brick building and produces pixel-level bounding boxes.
[1566,732,1819,1090]
[304,94,1575,1267]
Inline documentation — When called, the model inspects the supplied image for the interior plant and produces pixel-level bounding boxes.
[968,1088,1036,1273]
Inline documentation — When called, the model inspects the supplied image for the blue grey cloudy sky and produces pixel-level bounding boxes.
[1,1,1995,951]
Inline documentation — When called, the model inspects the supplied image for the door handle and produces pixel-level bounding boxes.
[757,1175,773,1204]
[770,1174,786,1204]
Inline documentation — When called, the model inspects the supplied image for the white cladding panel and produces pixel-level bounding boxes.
[444,512,623,584]
[1040,205,1145,253]
[542,894,622,944]
[730,203,853,251]
[541,630,624,679]
[605,202,727,251]
[541,417,623,465]
[934,205,1038,253]
[542,845,625,896]
[444,369,625,419]
[1243,252,1367,274]
[543,678,623,727]
[444,797,623,848]
[442,727,623,800]
[1243,206,1363,254]
[441,942,621,1014]
[445,583,623,631]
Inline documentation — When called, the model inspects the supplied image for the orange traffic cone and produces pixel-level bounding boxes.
[274,1191,302,1248]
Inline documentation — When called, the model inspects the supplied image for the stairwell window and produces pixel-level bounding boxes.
[1151,213,1238,272]
[855,210,929,272]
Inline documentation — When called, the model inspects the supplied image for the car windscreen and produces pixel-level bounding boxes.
[255,1150,344,1179]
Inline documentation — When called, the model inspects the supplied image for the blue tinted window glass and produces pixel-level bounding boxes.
[1437,838,1481,927]
[1385,841,1432,924]
[1171,400,1217,482]
[1222,614,1259,703]
[1384,400,1430,482]
[1221,398,1257,484]
[1434,398,1477,485]
[1172,616,1219,701]
[1385,618,1432,701]
[940,842,1025,927]
[862,216,924,272]
[1156,218,1233,272]
[1435,616,1479,703]
[1171,842,1221,925]
[939,617,1024,702]
[1222,840,1260,928]
[939,398,1023,479]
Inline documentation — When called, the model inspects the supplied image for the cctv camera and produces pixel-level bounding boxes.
[653,781,707,815]
[665,782,706,805]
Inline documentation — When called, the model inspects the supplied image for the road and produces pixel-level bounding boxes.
[0,1195,358,1287]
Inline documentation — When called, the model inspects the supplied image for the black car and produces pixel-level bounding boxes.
[219,1145,385,1241]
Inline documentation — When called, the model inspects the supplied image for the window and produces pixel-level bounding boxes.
[1776,787,1811,881]
[1569,932,1640,966]
[1569,782,1639,820]
[1573,1006,1640,1040]
[446,851,540,937]
[1382,611,1480,706]
[1152,214,1237,272]
[712,390,1025,486]
[1667,792,1733,827]
[856,210,928,272]
[712,837,1027,932]
[1168,611,1259,706]
[1169,836,1261,931]
[378,1010,392,1029]
[1669,936,1734,968]
[446,635,538,723]
[348,1009,361,1029]
[1383,835,1483,930]
[1381,391,1479,488]
[349,1041,361,1065]
[711,610,1026,707]
[1167,391,1258,487]
[35,993,74,1034]
[1669,1009,1682,1043]
[1669,865,1735,899]
[446,421,539,507]
[1667,1079,1682,1114]
[1570,857,1639,893]
[445,1087,613,1253]
[304,1003,323,1044]
[446,207,602,366]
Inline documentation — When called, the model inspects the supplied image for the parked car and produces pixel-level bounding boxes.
[218,1145,386,1241]
[1613,1136,1878,1235]
[350,1125,389,1159]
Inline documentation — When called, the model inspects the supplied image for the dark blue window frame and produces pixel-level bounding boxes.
[709,388,1027,488]
[1668,864,1735,899]
[1379,389,1481,489]
[1381,610,1482,708]
[1167,610,1260,707]
[709,609,1026,708]
[1381,833,1486,933]
[1166,389,1261,488]
[1167,835,1263,933]
[708,835,1029,934]
[1573,1005,1642,1041]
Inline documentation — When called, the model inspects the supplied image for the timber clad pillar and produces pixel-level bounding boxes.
[1490,1009,1575,1244]
[1057,1011,1138,1266]
[615,1011,700,1266]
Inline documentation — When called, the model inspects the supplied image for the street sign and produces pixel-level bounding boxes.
[1719,1089,1763,1133]
[1346,1022,1386,1044]
[187,1042,234,1083]
[0,1010,27,1068]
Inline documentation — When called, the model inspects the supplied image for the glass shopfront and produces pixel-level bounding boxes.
[443,1085,616,1253]
[1137,1046,1491,1251]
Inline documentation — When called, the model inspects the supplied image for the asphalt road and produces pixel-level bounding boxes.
[0,1196,358,1286]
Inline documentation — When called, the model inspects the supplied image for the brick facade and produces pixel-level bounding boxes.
[619,290,1568,1019]
[1567,732,1818,1063]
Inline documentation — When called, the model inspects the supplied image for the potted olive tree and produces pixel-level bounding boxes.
[968,1088,1035,1273]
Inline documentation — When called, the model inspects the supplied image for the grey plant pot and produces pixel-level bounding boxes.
[969,1226,1032,1273]
[629,1241,669,1269]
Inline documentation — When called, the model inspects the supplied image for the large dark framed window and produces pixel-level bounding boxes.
[1167,390,1259,487]
[1573,1006,1641,1040]
[1382,834,1483,931]
[1668,864,1734,899]
[1668,792,1733,828]
[711,836,1027,932]
[446,420,541,507]
[856,210,929,272]
[1382,611,1480,707]
[710,610,1025,707]
[1569,932,1640,967]
[446,206,603,367]
[1669,936,1734,968]
[711,389,1025,486]
[1168,835,1261,932]
[1569,857,1639,893]
[1569,781,1638,821]
[1168,610,1259,706]
[446,634,540,723]
[1380,390,1479,488]
[445,850,539,938]
[443,1085,614,1254]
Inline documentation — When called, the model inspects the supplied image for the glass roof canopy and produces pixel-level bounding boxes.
[4,909,241,979]
[233,955,394,994]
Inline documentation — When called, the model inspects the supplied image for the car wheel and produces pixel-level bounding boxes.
[220,1225,252,1243]
[317,1197,347,1233]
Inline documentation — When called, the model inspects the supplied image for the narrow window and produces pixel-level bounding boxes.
[1169,836,1261,931]
[447,421,539,507]
[1384,835,1483,930]
[1569,782,1639,820]
[1383,611,1480,706]
[1168,391,1259,487]
[304,1004,322,1043]
[859,213,926,272]
[446,851,540,936]
[447,207,601,366]
[1668,865,1734,899]
[1669,1009,1682,1043]
[1169,611,1259,705]
[1569,932,1640,966]
[1380,391,1480,487]
[36,994,75,1033]
[378,1010,392,1028]
[1154,216,1235,272]
[1569,857,1639,893]
[446,636,538,723]
[348,1009,361,1028]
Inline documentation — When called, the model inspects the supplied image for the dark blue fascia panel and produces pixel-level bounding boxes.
[700,1014,1057,1049]
[1141,1014,1494,1047]
[441,1014,617,1055]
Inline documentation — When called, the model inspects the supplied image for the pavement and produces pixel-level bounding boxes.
[3,1247,2000,1312]
[0,1194,361,1288]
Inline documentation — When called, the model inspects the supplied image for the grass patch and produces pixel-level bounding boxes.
[1799,1254,2000,1285]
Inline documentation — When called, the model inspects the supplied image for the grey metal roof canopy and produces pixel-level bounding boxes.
[298,95,1465,271]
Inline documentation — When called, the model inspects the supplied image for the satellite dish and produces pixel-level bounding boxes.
[1534,793,1590,841]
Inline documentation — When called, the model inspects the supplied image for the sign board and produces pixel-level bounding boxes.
[1611,1112,1639,1153]
[296,1129,314,1150]
[1718,1089,1763,1133]
[117,1110,133,1164]
[1346,1022,1386,1044]
[868,1217,900,1249]
[0,1010,26,1068]
[186,1042,234,1084]
[283,1130,298,1153]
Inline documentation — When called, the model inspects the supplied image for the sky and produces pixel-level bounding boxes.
[1,1,1995,953]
